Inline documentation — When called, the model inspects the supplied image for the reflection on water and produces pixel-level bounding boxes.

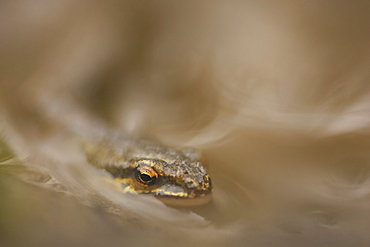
[3,131,370,246]
[1,1,370,247]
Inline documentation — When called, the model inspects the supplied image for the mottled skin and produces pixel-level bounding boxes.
[84,137,212,206]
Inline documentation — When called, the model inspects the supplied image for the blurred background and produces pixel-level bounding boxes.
[1,1,370,246]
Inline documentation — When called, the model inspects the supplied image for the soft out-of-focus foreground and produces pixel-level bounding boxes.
[1,1,370,247]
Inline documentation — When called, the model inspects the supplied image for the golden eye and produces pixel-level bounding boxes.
[135,165,158,187]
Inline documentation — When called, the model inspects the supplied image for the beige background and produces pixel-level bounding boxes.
[1,1,370,246]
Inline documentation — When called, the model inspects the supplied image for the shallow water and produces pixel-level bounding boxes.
[2,131,370,247]
[1,1,370,246]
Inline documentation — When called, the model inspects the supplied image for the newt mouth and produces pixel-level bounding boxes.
[156,192,213,207]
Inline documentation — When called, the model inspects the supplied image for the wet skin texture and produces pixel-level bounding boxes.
[84,138,212,206]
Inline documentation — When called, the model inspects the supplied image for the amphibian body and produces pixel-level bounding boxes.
[84,138,212,206]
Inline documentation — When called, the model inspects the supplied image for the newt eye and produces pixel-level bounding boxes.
[135,165,158,187]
